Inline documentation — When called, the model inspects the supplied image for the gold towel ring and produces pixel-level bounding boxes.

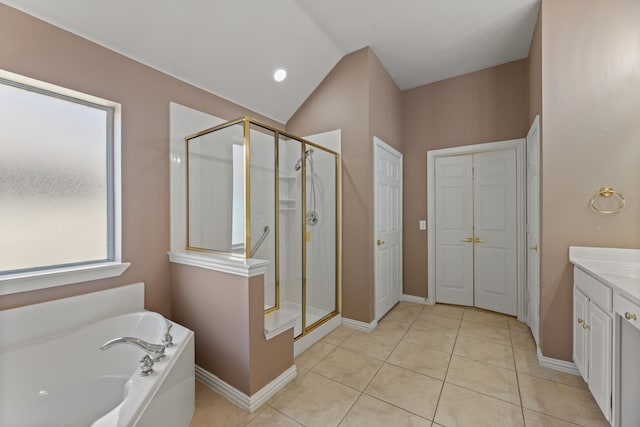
[590,187,625,214]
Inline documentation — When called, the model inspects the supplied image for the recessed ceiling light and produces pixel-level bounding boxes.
[273,68,287,82]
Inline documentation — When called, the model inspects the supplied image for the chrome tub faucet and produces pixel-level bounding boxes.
[100,337,166,361]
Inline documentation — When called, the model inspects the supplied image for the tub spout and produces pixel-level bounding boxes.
[100,337,166,361]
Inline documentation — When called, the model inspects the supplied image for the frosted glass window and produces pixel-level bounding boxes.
[0,79,113,273]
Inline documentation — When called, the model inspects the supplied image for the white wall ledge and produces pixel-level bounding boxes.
[264,308,298,340]
[168,251,268,277]
[0,262,130,296]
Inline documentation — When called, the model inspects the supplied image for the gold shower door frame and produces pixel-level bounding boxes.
[184,117,340,338]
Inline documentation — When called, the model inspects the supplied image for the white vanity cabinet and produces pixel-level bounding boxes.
[573,288,588,377]
[570,246,640,427]
[573,268,612,421]
[615,293,640,426]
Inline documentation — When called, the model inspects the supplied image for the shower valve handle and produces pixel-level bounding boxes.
[139,355,154,377]
[162,323,174,347]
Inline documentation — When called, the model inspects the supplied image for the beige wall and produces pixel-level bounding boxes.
[539,0,640,360]
[369,51,403,152]
[0,5,282,313]
[287,48,370,321]
[7,0,637,368]
[248,275,293,394]
[402,60,530,298]
[528,6,542,124]
[170,264,250,392]
[287,47,402,323]
[170,264,293,395]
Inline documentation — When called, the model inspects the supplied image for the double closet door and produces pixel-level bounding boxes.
[434,149,517,316]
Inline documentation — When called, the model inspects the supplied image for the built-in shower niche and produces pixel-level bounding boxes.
[185,117,339,339]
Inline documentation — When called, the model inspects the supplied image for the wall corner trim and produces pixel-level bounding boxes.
[536,347,580,376]
[195,364,296,413]
[342,317,378,333]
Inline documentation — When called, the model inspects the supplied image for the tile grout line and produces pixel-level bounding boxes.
[267,405,305,426]
[431,309,462,426]
[508,322,527,426]
[336,304,428,426]
[370,304,443,424]
[195,304,587,427]
[334,390,363,427]
[275,304,530,427]
[316,307,418,425]
[295,306,521,422]
[436,308,532,421]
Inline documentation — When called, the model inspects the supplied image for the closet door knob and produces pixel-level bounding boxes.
[474,237,486,243]
[377,239,385,246]
[529,245,538,251]
[463,237,473,243]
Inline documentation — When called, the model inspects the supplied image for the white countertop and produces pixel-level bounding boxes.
[569,247,640,306]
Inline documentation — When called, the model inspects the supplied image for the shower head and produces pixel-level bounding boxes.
[294,148,314,172]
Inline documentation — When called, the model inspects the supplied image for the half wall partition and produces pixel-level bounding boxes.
[185,118,339,338]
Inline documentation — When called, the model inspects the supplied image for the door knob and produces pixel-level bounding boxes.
[529,245,538,251]
[474,237,486,243]
[377,239,385,246]
[463,237,473,243]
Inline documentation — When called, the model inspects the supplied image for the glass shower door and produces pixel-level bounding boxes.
[249,123,276,311]
[279,135,303,336]
[304,146,337,329]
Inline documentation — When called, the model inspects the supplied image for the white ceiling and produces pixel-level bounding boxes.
[2,0,540,123]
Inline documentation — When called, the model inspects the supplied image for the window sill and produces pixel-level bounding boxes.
[0,262,131,296]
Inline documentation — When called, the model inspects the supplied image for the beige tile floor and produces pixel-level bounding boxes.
[190,302,609,427]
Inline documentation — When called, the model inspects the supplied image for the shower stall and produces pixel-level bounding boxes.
[185,117,339,338]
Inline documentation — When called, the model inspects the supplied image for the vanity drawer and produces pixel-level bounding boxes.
[574,268,612,311]
[614,293,640,332]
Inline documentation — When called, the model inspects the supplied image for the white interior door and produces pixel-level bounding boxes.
[473,149,518,316]
[428,139,525,317]
[434,155,474,306]
[526,116,540,344]
[374,138,403,321]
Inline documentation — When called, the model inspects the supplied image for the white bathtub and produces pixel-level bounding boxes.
[0,310,195,427]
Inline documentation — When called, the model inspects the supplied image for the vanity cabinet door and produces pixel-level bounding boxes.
[573,288,589,380]
[587,301,612,421]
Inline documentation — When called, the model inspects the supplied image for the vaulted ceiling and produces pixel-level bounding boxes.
[2,0,540,123]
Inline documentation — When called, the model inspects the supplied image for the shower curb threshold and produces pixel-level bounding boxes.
[264,308,299,340]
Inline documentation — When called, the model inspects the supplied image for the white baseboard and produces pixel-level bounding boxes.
[402,294,433,305]
[195,364,297,412]
[342,317,378,333]
[537,347,580,376]
[294,315,341,358]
